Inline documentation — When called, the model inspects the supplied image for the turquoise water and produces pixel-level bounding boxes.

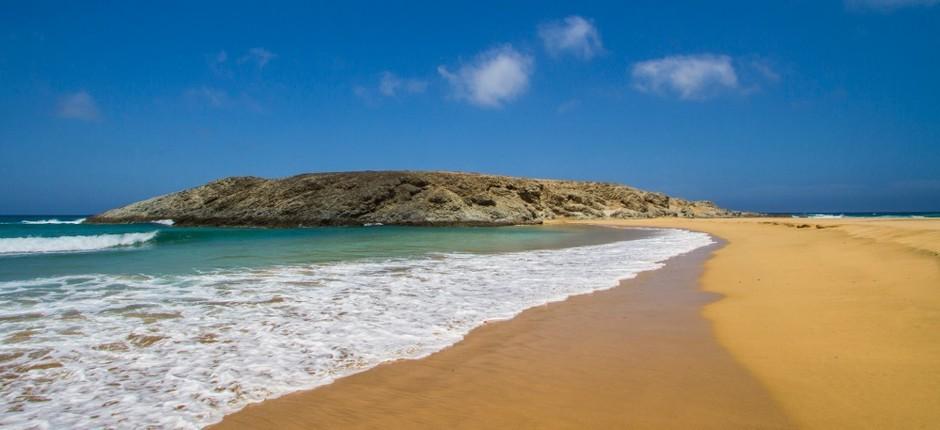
[0,215,713,429]
[0,215,646,282]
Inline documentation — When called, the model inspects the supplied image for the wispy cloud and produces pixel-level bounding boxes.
[538,16,604,60]
[193,48,275,111]
[239,47,277,69]
[845,0,939,10]
[183,86,262,112]
[630,54,739,100]
[56,90,101,121]
[378,72,428,96]
[209,50,231,77]
[353,71,427,105]
[749,58,780,83]
[210,47,276,75]
[185,86,230,108]
[352,85,377,106]
[438,45,534,108]
[556,99,581,114]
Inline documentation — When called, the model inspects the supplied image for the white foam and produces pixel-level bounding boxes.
[151,219,175,226]
[805,214,844,219]
[0,232,158,255]
[19,218,87,225]
[0,228,713,429]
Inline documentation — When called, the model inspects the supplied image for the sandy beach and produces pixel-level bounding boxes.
[214,217,940,429]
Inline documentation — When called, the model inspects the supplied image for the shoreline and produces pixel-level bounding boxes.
[213,233,790,429]
[212,217,940,429]
[566,217,940,428]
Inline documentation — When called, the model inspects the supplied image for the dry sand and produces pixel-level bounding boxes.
[213,217,940,429]
[570,217,940,429]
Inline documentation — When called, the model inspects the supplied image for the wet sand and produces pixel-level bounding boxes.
[213,241,790,429]
[568,218,940,428]
[214,217,940,429]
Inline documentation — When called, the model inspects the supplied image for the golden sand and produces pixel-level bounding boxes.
[570,217,940,428]
[214,217,940,429]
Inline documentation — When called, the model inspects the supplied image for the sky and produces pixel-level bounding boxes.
[1,1,939,214]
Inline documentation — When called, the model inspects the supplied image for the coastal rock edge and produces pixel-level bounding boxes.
[88,171,743,226]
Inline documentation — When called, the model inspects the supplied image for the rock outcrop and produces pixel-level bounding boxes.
[87,171,743,227]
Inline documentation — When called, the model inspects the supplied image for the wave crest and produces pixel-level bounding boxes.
[19,218,87,225]
[0,231,158,255]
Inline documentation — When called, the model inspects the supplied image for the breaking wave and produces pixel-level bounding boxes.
[18,218,86,225]
[791,214,844,219]
[0,232,158,255]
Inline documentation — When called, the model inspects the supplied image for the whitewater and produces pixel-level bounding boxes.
[0,228,712,429]
[0,231,158,255]
[19,218,87,225]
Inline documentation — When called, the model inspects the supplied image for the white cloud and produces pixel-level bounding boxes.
[57,90,100,121]
[538,16,604,60]
[630,54,739,100]
[378,71,428,97]
[239,47,276,68]
[438,45,534,108]
[846,0,938,9]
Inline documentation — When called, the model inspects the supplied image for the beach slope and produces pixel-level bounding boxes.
[214,217,940,429]
[569,217,940,428]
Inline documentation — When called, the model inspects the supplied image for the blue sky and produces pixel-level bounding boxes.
[1,1,938,214]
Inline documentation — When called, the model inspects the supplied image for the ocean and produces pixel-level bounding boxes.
[782,212,940,219]
[0,216,712,429]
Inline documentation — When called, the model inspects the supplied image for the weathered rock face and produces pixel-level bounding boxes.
[87,171,743,227]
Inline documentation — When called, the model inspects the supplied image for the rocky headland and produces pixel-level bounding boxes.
[87,171,743,227]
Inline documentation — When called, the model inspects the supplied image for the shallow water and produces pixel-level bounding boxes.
[0,216,712,429]
[1,215,649,280]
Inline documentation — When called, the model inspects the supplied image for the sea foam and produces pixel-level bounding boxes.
[0,231,158,255]
[0,228,712,429]
[19,218,87,225]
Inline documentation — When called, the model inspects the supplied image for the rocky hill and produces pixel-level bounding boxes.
[87,171,742,227]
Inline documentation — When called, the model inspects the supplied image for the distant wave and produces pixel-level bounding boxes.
[0,231,158,255]
[150,219,175,226]
[791,214,844,219]
[19,218,87,225]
